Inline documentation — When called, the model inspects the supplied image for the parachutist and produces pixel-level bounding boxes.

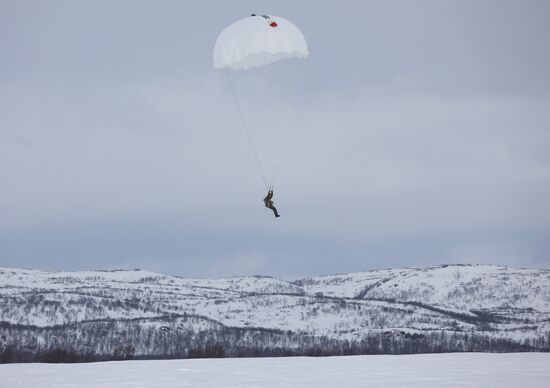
[263,190,280,218]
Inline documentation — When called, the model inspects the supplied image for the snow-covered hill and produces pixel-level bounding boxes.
[298,264,550,311]
[1,264,549,361]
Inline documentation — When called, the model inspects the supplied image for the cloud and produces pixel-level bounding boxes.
[1,1,549,277]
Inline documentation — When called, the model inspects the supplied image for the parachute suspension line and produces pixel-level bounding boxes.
[282,62,301,184]
[224,71,269,191]
[268,61,303,192]
[267,165,278,191]
[284,61,303,135]
[270,166,279,190]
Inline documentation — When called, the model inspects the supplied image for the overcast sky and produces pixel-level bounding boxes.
[1,0,549,279]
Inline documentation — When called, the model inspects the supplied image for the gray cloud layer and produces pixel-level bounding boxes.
[1,0,549,278]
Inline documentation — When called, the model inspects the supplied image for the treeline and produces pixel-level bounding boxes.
[1,315,549,364]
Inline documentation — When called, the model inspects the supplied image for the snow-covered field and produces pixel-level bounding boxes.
[1,353,548,388]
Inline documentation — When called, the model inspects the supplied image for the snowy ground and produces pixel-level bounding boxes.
[1,353,549,388]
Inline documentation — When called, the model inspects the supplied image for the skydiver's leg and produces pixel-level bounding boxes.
[270,205,280,218]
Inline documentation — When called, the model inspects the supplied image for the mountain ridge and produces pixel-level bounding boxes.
[1,264,549,362]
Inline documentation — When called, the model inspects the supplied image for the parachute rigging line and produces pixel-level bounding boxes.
[268,166,278,191]
[224,71,269,190]
[215,14,309,192]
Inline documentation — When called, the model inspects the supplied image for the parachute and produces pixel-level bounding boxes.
[213,14,309,193]
[213,15,309,71]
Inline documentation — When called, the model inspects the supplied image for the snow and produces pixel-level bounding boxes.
[1,353,549,388]
[2,265,549,345]
[299,264,550,312]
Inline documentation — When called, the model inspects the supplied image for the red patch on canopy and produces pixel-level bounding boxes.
[270,21,278,28]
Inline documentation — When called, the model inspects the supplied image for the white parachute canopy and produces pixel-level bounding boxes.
[213,15,309,71]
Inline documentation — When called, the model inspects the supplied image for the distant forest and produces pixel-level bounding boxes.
[2,315,549,363]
